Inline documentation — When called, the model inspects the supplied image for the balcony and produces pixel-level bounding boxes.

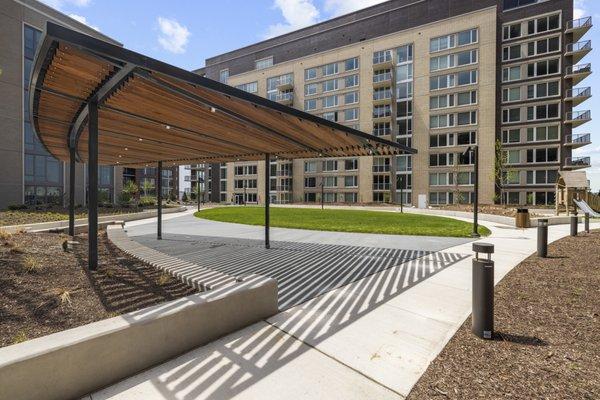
[565,40,592,63]
[565,63,592,85]
[565,86,591,106]
[373,71,393,88]
[373,126,392,137]
[372,51,394,69]
[564,156,591,169]
[564,133,591,148]
[372,112,392,123]
[566,17,592,42]
[276,76,294,91]
[275,91,293,105]
[373,88,393,105]
[372,183,391,191]
[565,110,591,127]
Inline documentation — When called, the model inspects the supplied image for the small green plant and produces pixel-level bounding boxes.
[12,331,28,344]
[23,255,44,273]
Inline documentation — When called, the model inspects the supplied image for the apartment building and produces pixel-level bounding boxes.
[197,0,591,207]
[0,0,125,209]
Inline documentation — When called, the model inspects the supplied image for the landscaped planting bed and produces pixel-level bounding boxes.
[195,206,490,237]
[0,230,196,348]
[408,230,600,400]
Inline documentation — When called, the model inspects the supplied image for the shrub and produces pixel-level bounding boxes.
[118,192,132,205]
[23,255,44,273]
[138,197,156,207]
[0,229,12,240]
[7,204,27,211]
[182,192,189,202]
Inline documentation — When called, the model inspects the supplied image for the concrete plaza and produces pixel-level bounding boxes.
[89,210,598,399]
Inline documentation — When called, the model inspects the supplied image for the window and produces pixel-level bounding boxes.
[373,122,391,136]
[526,147,559,163]
[502,129,521,143]
[502,66,521,82]
[502,107,521,123]
[430,54,455,72]
[345,159,358,170]
[373,104,391,119]
[345,91,359,104]
[323,176,337,188]
[526,103,559,121]
[304,161,317,173]
[526,169,558,185]
[527,58,560,78]
[397,44,413,63]
[304,177,317,188]
[503,22,522,40]
[322,111,338,121]
[373,50,393,64]
[373,157,391,172]
[255,57,273,70]
[235,82,257,93]
[373,69,391,83]
[457,70,477,86]
[527,81,559,99]
[219,69,229,84]
[457,90,477,106]
[323,95,338,108]
[396,155,412,172]
[430,133,454,148]
[528,36,560,57]
[430,28,478,53]
[345,57,359,71]
[429,172,453,186]
[323,79,339,92]
[430,113,454,129]
[323,62,339,76]
[305,68,317,80]
[502,44,522,61]
[305,83,318,96]
[526,125,559,142]
[396,64,413,81]
[430,74,455,91]
[527,13,561,35]
[502,86,521,102]
[396,100,412,118]
[430,94,454,110]
[430,192,453,205]
[457,111,477,126]
[505,150,521,164]
[457,131,477,145]
[344,108,359,121]
[345,74,359,88]
[429,153,455,167]
[398,118,412,136]
[457,172,475,185]
[373,87,391,102]
[342,175,357,188]
[503,171,520,185]
[304,99,317,111]
[457,50,478,66]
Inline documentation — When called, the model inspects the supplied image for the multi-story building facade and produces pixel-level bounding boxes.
[0,0,125,209]
[198,0,591,206]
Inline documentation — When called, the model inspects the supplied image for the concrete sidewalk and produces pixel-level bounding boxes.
[91,219,599,399]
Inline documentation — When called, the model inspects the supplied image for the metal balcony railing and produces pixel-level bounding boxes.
[373,72,392,83]
[373,127,392,136]
[565,110,591,121]
[566,16,592,31]
[372,111,392,119]
[565,133,591,145]
[373,89,393,101]
[566,86,591,98]
[566,63,591,75]
[565,156,591,167]
[372,183,391,190]
[566,40,592,53]
[275,92,293,102]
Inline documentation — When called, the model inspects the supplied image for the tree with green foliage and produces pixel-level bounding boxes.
[121,180,139,205]
[141,179,154,197]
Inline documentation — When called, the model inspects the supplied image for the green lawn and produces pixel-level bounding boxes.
[194,207,490,238]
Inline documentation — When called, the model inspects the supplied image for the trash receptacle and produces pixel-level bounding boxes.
[515,208,530,228]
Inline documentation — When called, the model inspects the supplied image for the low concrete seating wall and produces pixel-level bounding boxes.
[0,275,278,400]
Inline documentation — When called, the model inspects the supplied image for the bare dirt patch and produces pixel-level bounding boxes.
[408,230,600,400]
[0,231,196,348]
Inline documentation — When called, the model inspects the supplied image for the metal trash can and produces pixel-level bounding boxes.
[472,242,495,340]
[515,208,530,228]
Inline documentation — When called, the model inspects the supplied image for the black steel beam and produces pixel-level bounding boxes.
[88,98,99,270]
[157,161,162,240]
[69,146,76,237]
[265,153,270,249]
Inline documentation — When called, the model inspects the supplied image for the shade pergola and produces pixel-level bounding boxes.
[30,22,416,269]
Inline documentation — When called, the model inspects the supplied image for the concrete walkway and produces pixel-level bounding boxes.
[91,212,599,399]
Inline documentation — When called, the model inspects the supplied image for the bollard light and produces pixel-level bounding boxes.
[585,213,590,233]
[472,242,494,340]
[570,215,578,237]
[537,219,548,258]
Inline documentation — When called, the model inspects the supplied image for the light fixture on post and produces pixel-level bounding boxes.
[461,145,480,238]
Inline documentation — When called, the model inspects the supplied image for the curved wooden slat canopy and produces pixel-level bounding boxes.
[30,22,416,168]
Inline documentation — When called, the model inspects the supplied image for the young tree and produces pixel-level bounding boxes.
[122,180,139,204]
[141,179,154,197]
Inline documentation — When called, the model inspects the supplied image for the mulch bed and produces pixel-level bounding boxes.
[0,231,196,348]
[408,230,600,400]
[434,204,546,217]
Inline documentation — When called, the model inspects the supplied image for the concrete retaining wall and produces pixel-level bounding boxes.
[0,274,278,400]
[1,206,186,234]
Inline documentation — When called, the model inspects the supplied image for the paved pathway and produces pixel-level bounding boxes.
[91,211,600,399]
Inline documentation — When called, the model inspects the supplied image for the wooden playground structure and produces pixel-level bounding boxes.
[555,171,600,215]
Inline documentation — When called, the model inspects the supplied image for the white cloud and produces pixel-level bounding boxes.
[68,13,99,31]
[574,0,587,19]
[323,0,387,17]
[157,17,191,54]
[39,0,91,10]
[264,0,320,38]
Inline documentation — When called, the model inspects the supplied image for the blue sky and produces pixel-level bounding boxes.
[42,0,600,191]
